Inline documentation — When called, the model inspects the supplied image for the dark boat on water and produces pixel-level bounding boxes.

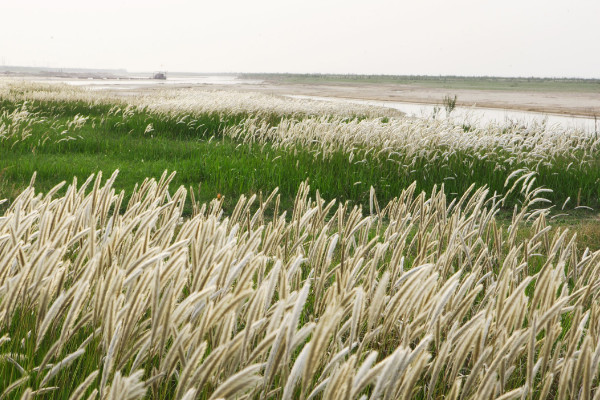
[152,71,167,80]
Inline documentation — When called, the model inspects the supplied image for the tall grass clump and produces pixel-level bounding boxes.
[224,115,600,205]
[0,170,599,398]
[0,101,87,149]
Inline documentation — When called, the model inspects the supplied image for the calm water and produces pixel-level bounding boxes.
[287,95,599,133]
[34,75,263,89]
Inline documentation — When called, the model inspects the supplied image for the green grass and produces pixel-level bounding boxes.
[1,308,101,399]
[1,98,600,217]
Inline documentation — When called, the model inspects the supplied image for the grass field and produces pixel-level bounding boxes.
[2,80,600,399]
[1,82,599,214]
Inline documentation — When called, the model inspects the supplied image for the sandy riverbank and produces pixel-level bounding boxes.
[184,80,600,118]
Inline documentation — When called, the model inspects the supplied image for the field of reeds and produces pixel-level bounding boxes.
[1,79,600,398]
[1,170,600,399]
[1,80,599,211]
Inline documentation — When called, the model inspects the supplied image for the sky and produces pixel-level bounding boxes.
[1,0,599,78]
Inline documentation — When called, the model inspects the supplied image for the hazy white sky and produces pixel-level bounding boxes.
[1,0,599,77]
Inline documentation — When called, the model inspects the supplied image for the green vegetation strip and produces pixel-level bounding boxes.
[1,98,599,215]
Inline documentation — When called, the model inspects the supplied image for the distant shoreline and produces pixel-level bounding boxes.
[190,77,600,118]
[240,73,600,92]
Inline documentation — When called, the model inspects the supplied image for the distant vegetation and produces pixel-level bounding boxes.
[241,73,600,92]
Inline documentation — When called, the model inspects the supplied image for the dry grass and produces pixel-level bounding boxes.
[0,101,87,149]
[0,170,599,398]
[0,79,397,119]
[224,115,597,173]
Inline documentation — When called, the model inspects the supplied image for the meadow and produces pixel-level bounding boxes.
[1,81,599,212]
[1,79,600,398]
